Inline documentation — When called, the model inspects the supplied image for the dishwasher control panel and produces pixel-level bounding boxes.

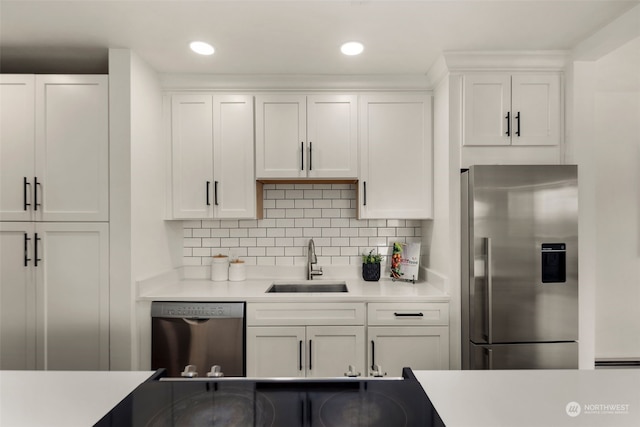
[151,302,245,319]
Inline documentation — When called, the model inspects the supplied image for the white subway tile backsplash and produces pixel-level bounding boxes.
[276,200,295,209]
[182,183,425,267]
[266,228,285,238]
[210,229,230,238]
[230,229,248,238]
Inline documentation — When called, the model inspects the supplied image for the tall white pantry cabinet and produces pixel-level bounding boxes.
[0,74,109,371]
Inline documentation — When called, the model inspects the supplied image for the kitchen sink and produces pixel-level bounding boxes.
[265,280,348,293]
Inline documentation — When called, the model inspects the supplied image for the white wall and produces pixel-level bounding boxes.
[130,53,181,280]
[592,38,640,360]
[109,49,181,369]
[108,49,133,370]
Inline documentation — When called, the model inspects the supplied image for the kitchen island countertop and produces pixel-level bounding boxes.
[0,370,155,427]
[2,369,639,426]
[415,369,640,427]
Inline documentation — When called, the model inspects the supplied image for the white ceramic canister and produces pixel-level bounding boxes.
[211,254,229,281]
[228,260,246,281]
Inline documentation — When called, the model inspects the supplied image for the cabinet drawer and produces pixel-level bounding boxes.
[367,302,448,326]
[247,303,365,326]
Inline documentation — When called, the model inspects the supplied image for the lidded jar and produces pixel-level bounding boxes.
[229,259,246,282]
[210,254,229,281]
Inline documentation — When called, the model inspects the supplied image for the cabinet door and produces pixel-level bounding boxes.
[463,74,511,146]
[307,95,358,178]
[511,74,561,146]
[307,326,365,378]
[35,75,109,221]
[171,94,214,219]
[0,75,35,221]
[359,93,433,219]
[35,222,109,370]
[368,326,449,376]
[213,95,255,218]
[246,326,306,377]
[255,95,307,178]
[0,223,36,370]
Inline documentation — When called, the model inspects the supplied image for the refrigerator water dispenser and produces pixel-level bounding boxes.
[541,243,566,283]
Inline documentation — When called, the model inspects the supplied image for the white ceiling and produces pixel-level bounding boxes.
[0,0,638,75]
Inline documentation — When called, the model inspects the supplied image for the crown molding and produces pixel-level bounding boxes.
[427,51,570,81]
[159,73,432,91]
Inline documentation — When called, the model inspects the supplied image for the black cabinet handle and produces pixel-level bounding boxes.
[34,177,41,211]
[363,181,367,206]
[214,181,219,206]
[309,141,313,171]
[309,340,312,370]
[299,340,303,371]
[34,233,41,267]
[301,141,304,171]
[24,233,31,267]
[23,177,31,211]
[515,112,521,137]
[505,112,511,137]
[394,312,424,317]
[206,181,211,206]
[371,340,375,370]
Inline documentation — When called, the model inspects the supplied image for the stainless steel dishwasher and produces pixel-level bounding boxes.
[151,302,245,377]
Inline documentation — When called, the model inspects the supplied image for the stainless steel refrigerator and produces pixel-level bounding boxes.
[461,165,578,369]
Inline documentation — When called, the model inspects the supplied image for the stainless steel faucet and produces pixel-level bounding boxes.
[307,238,323,280]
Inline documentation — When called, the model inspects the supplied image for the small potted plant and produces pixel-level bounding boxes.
[362,249,382,281]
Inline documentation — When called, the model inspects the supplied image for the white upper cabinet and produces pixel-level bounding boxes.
[255,94,358,179]
[306,95,358,178]
[171,95,214,219]
[0,75,109,222]
[463,73,561,146]
[0,75,35,221]
[359,93,433,219]
[170,94,255,219]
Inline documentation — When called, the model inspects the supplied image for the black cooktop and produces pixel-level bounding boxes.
[95,368,445,427]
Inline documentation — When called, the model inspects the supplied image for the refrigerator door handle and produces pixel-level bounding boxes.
[483,237,493,344]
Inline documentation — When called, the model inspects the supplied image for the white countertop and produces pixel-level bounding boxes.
[414,369,640,427]
[2,369,638,426]
[137,266,449,302]
[0,370,154,427]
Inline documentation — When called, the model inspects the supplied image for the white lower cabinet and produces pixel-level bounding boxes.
[246,325,365,378]
[246,301,449,377]
[0,222,109,370]
[246,303,366,378]
[367,302,449,375]
[367,326,449,376]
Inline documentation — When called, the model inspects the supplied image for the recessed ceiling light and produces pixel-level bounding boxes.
[341,41,364,56]
[190,41,215,56]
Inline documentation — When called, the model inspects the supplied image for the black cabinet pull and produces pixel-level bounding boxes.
[34,233,41,267]
[299,340,303,371]
[301,141,304,171]
[23,177,31,211]
[394,312,424,317]
[24,233,31,267]
[363,181,367,206]
[371,340,375,370]
[34,177,41,211]
[309,141,313,171]
[505,112,511,137]
[515,112,521,137]
[206,181,211,206]
[214,181,219,206]
[309,340,313,370]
